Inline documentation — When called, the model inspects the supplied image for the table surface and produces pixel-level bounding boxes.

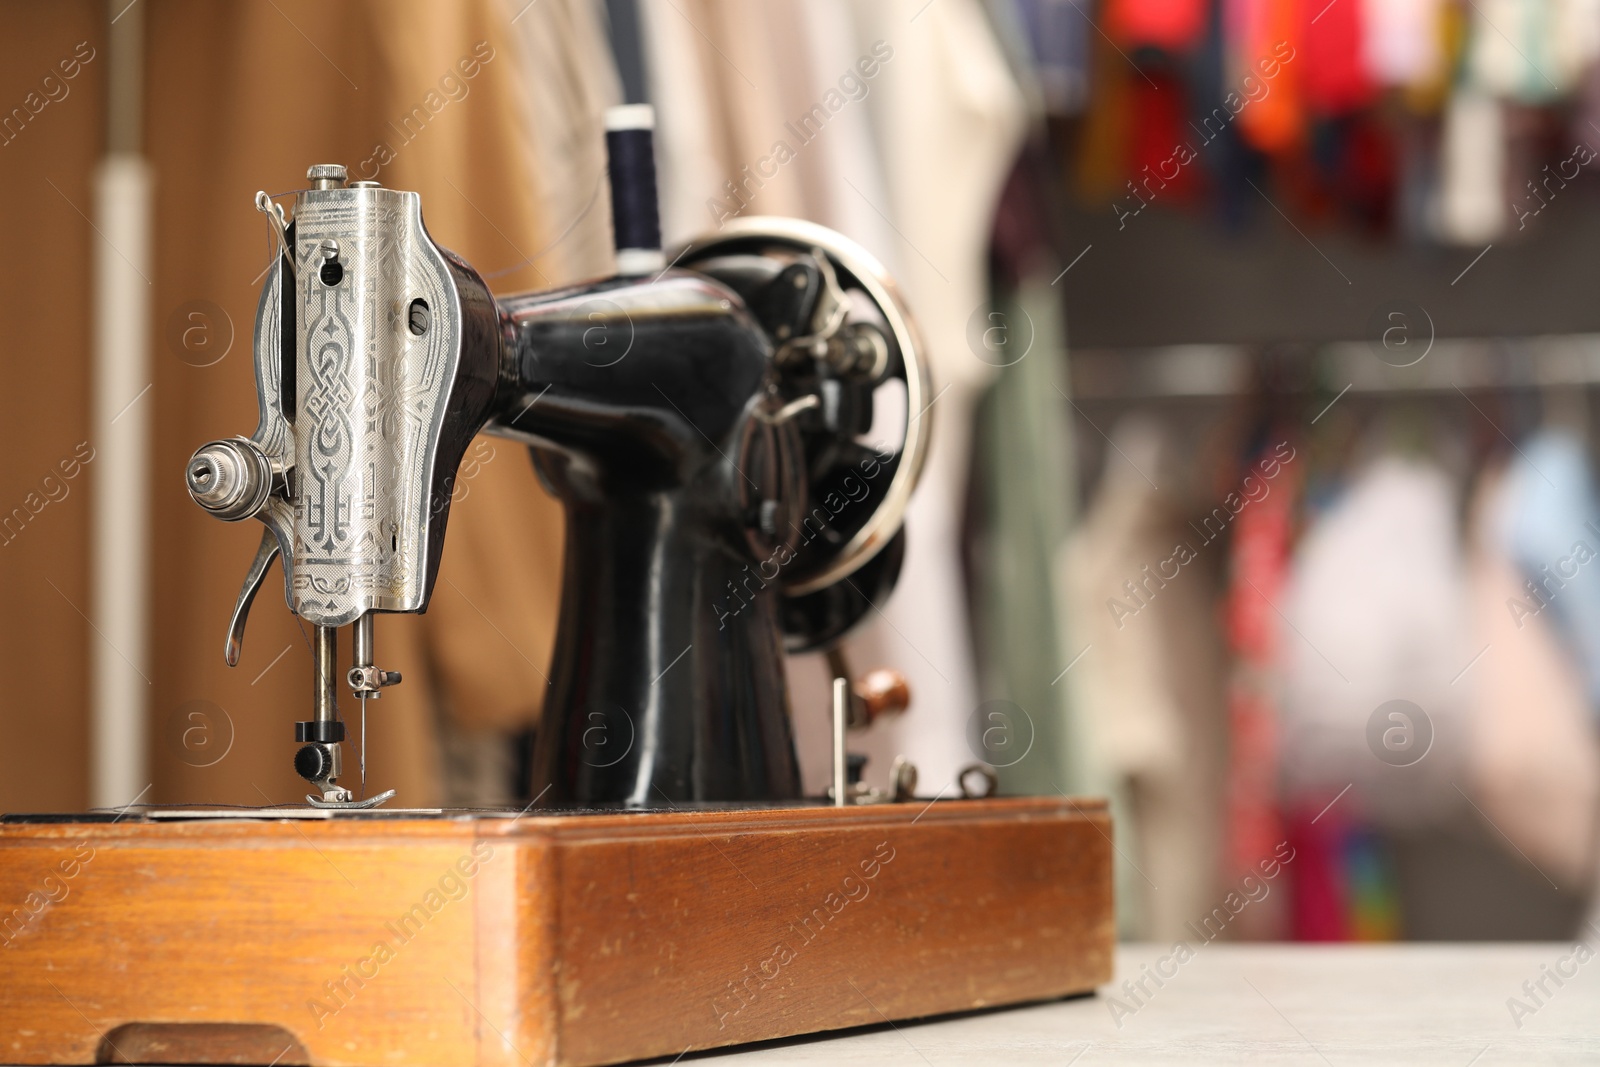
[668,944,1600,1066]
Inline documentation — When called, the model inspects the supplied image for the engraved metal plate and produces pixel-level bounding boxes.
[287,187,462,627]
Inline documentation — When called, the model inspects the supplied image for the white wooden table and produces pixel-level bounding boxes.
[679,944,1600,1065]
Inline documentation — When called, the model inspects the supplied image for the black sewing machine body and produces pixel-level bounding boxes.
[186,142,929,810]
[497,271,803,804]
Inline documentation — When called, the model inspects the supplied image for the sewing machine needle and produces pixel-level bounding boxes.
[360,693,367,799]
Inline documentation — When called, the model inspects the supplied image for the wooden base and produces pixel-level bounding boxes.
[0,796,1113,1066]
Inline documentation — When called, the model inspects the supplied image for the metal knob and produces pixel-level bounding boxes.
[294,743,333,782]
[186,439,271,522]
[854,668,911,725]
[307,163,348,189]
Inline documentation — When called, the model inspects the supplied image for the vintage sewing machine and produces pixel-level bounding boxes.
[0,110,1110,1066]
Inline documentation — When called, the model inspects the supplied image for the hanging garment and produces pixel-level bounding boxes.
[1126,70,1206,205]
[1326,111,1397,233]
[1467,0,1598,104]
[1285,799,1348,940]
[643,0,898,248]
[1284,803,1404,940]
[1393,112,1439,241]
[1061,415,1229,941]
[1555,0,1600,90]
[1360,0,1443,88]
[650,0,879,231]
[1012,0,1094,113]
[1219,432,1301,939]
[1073,25,1138,204]
[501,0,623,283]
[1468,461,1600,891]
[792,0,901,260]
[976,152,1086,804]
[1226,0,1306,152]
[1435,88,1506,243]
[1298,0,1376,115]
[986,0,1052,122]
[1340,823,1404,939]
[1400,0,1464,115]
[1276,454,1472,832]
[1190,0,1259,229]
[636,0,755,241]
[1495,429,1600,716]
[701,0,814,222]
[973,272,1085,800]
[1103,0,1211,53]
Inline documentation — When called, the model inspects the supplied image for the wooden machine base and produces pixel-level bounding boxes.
[0,796,1113,1066]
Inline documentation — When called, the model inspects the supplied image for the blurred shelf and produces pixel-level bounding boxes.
[1070,335,1600,400]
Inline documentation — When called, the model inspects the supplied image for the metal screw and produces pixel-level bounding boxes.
[408,299,430,337]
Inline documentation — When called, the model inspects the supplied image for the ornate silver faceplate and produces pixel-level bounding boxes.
[255,187,463,628]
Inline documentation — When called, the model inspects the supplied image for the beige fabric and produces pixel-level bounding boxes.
[641,0,728,242]
[642,0,810,234]
[500,0,622,283]
[643,0,892,242]
[0,0,573,810]
[1060,416,1228,941]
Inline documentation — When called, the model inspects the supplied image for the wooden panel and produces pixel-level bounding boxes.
[547,799,1114,1063]
[0,797,1112,1066]
[0,820,503,1066]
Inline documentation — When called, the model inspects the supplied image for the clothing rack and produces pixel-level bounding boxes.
[1069,335,1600,400]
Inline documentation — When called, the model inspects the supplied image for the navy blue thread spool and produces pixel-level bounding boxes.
[605,104,664,275]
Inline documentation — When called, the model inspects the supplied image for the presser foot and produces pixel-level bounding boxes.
[292,731,379,807]
[306,788,396,810]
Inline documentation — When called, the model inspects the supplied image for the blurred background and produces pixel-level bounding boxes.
[3,0,1599,946]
